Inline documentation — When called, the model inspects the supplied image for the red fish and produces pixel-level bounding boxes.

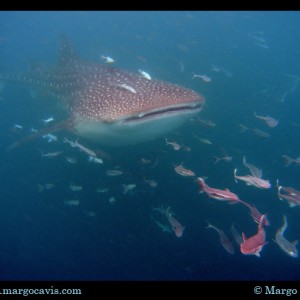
[166,207,185,238]
[234,169,271,189]
[240,215,268,257]
[197,177,240,202]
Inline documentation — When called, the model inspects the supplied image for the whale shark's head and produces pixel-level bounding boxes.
[72,65,205,146]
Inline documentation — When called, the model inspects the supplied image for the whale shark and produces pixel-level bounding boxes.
[1,37,205,147]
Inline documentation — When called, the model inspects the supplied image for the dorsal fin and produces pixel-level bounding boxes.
[58,35,79,67]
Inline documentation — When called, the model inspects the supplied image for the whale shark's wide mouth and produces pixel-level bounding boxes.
[122,101,203,124]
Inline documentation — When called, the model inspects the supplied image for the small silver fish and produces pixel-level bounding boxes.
[273,215,298,258]
[207,221,235,254]
[101,55,115,63]
[13,124,23,130]
[243,156,262,178]
[42,133,58,143]
[64,200,80,206]
[192,73,212,82]
[42,116,54,124]
[138,69,151,80]
[123,184,136,194]
[114,83,137,94]
[41,151,62,158]
[88,155,103,164]
[69,184,82,191]
[254,112,279,128]
[106,169,123,176]
[96,187,109,193]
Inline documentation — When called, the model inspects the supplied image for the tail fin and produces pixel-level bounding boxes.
[213,156,220,164]
[7,119,72,151]
[166,207,172,219]
[282,155,293,167]
[262,213,270,226]
[197,177,206,191]
[281,215,288,234]
[234,168,238,183]
[277,184,284,201]
[239,124,248,133]
[205,220,213,229]
[259,214,266,229]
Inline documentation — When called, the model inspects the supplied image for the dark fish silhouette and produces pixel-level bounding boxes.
[1,36,205,148]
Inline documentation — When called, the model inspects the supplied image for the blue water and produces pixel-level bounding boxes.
[0,11,300,280]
